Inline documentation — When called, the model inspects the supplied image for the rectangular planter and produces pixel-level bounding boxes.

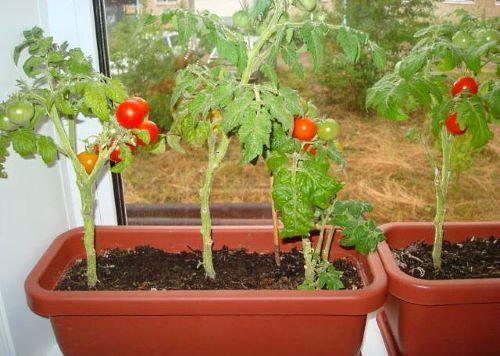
[377,222,500,356]
[25,226,387,356]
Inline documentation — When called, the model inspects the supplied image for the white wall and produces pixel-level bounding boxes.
[0,1,113,355]
[0,1,68,355]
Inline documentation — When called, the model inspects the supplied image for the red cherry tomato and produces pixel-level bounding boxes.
[293,117,317,141]
[136,120,159,146]
[115,99,146,129]
[132,96,149,117]
[304,143,317,155]
[445,113,466,135]
[109,144,136,163]
[451,76,478,97]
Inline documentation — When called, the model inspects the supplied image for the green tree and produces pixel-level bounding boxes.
[318,0,437,111]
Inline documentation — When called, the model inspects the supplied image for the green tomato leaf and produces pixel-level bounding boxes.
[84,82,110,121]
[11,128,37,157]
[166,134,186,154]
[105,78,128,103]
[0,135,11,178]
[337,26,360,64]
[238,107,272,163]
[221,91,254,133]
[36,135,58,165]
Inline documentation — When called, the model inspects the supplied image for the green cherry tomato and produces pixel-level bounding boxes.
[299,0,317,12]
[477,29,498,43]
[0,115,18,131]
[6,100,35,125]
[452,31,473,49]
[232,10,250,29]
[317,119,340,141]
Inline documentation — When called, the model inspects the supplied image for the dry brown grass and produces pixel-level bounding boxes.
[123,68,500,224]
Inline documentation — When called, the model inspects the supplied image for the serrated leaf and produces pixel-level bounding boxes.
[398,51,427,80]
[261,91,293,133]
[300,22,325,70]
[266,151,288,174]
[238,107,272,163]
[272,168,315,238]
[281,43,304,78]
[166,134,185,154]
[370,42,386,70]
[221,91,254,133]
[337,27,360,64]
[261,63,277,87]
[213,83,234,108]
[36,135,58,165]
[11,128,37,157]
[105,78,128,103]
[84,82,110,121]
[176,11,198,46]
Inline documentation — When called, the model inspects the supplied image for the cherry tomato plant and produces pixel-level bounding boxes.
[0,28,162,287]
[367,11,499,271]
[162,0,384,288]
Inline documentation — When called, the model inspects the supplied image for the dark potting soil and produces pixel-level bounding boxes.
[393,237,499,280]
[56,246,363,291]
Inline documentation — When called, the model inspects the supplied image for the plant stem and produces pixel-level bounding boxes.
[49,106,100,286]
[270,176,281,266]
[322,227,336,261]
[197,2,286,278]
[302,237,315,283]
[78,180,97,287]
[200,131,231,279]
[432,127,454,271]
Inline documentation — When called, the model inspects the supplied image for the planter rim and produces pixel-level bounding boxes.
[25,225,387,317]
[378,221,500,306]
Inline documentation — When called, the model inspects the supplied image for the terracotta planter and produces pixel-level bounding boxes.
[377,222,500,356]
[25,226,387,356]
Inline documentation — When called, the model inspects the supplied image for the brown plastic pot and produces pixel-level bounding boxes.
[377,222,500,356]
[25,226,387,356]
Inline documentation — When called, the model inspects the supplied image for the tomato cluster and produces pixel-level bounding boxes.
[446,76,480,136]
[292,116,340,156]
[78,96,159,173]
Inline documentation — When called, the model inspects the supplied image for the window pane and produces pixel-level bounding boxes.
[103,0,272,225]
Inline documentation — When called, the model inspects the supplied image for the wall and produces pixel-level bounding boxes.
[436,0,500,18]
[0,1,111,355]
[0,2,68,355]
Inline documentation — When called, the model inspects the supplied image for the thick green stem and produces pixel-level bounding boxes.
[432,128,454,271]
[198,3,286,278]
[302,237,315,283]
[78,181,97,287]
[200,131,231,279]
[322,227,336,261]
[49,106,100,286]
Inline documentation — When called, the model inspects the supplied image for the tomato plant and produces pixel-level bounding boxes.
[367,11,498,271]
[161,0,384,288]
[232,10,250,29]
[0,28,160,287]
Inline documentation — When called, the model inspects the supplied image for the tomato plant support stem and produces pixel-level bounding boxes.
[79,181,98,286]
[432,127,454,271]
[322,227,336,261]
[270,177,281,266]
[302,237,315,283]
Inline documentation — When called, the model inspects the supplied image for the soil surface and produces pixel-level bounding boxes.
[56,246,363,291]
[393,237,499,280]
